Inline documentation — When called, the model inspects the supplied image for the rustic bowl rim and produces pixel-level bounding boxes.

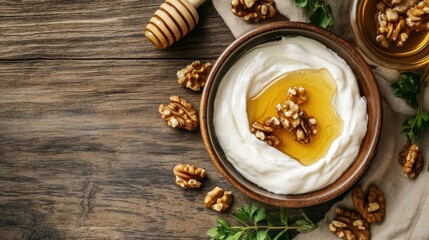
[200,21,382,208]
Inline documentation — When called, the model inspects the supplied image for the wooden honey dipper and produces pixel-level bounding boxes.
[145,0,206,49]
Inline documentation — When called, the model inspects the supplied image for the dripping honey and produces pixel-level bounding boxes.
[247,69,344,166]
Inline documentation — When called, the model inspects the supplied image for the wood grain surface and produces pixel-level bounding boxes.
[0,1,337,239]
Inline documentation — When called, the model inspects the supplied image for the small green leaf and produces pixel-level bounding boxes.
[297,224,316,233]
[255,230,270,240]
[421,112,429,129]
[294,219,311,227]
[230,231,244,240]
[295,0,334,28]
[295,0,309,8]
[217,218,230,229]
[236,205,255,223]
[280,208,288,226]
[253,208,267,223]
[207,227,218,238]
[294,211,316,233]
[391,72,421,109]
[248,204,259,216]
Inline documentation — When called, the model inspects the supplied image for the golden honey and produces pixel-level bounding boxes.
[247,69,344,166]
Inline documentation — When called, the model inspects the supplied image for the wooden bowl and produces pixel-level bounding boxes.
[200,21,382,207]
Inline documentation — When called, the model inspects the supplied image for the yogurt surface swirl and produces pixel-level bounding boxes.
[213,36,368,194]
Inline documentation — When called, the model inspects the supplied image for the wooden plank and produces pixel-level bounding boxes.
[0,60,335,239]
[0,0,235,60]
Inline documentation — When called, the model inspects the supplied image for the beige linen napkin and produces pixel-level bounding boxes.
[212,0,429,239]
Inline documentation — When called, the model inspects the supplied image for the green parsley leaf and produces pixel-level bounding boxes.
[392,72,429,143]
[295,0,334,28]
[207,204,316,240]
[295,0,312,10]
[391,72,421,109]
[255,230,270,240]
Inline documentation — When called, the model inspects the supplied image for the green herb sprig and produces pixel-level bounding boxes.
[207,204,316,240]
[295,0,335,28]
[391,72,429,143]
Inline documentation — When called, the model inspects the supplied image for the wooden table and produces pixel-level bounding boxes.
[0,1,338,239]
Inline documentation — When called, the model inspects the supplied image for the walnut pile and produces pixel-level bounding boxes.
[177,60,212,91]
[328,184,386,240]
[287,86,307,105]
[250,121,282,147]
[375,0,428,47]
[204,186,233,212]
[375,2,411,47]
[328,208,370,240]
[250,86,318,146]
[159,96,199,131]
[399,143,424,177]
[352,184,385,223]
[173,164,206,189]
[231,0,277,22]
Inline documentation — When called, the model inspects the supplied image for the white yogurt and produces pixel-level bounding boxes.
[213,36,368,194]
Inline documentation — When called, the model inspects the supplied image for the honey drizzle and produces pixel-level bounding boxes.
[247,69,344,166]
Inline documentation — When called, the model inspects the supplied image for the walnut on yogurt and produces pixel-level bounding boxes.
[250,86,318,146]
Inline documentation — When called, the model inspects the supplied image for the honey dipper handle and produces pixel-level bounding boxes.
[187,0,206,8]
[145,0,206,49]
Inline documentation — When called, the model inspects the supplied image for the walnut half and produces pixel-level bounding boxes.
[287,86,307,105]
[399,143,424,177]
[231,0,277,22]
[406,0,429,32]
[276,100,301,131]
[293,110,318,144]
[177,60,212,91]
[173,164,206,189]
[204,186,233,212]
[251,121,282,147]
[328,208,370,240]
[352,184,386,223]
[159,96,199,131]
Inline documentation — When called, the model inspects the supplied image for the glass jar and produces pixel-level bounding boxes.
[349,0,429,70]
